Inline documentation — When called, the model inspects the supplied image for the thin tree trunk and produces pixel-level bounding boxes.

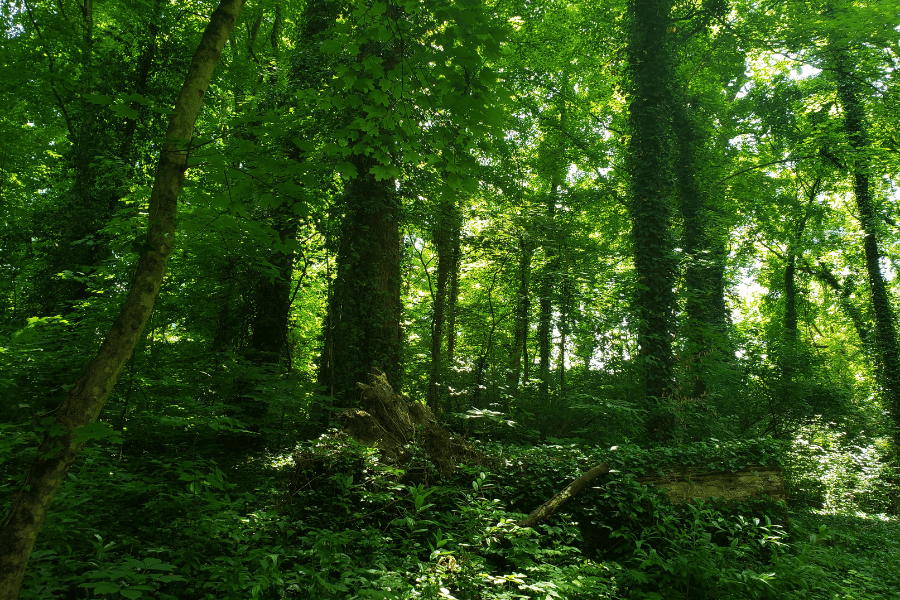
[507,235,532,399]
[558,272,570,395]
[0,3,244,597]
[444,226,461,414]
[427,199,456,411]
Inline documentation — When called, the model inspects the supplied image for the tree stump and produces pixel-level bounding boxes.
[336,368,483,476]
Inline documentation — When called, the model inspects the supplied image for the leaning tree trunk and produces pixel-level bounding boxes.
[0,2,245,596]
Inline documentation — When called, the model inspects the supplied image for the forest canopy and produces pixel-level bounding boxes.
[1,0,900,598]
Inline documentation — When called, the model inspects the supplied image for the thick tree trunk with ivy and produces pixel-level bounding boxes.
[0,2,244,597]
[626,0,678,434]
[320,153,402,407]
[673,102,730,398]
[833,53,900,450]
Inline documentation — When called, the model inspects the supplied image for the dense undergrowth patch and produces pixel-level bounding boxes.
[1,429,898,599]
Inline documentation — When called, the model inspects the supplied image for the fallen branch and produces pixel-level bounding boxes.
[517,463,610,528]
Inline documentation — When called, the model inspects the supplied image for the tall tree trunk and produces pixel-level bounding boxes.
[537,89,567,406]
[558,271,570,395]
[0,2,244,596]
[507,234,532,400]
[673,101,731,398]
[626,0,678,436]
[444,226,461,413]
[427,198,459,411]
[537,208,556,406]
[833,51,900,450]
[320,153,402,406]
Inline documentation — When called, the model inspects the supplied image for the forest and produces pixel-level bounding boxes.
[1,0,899,597]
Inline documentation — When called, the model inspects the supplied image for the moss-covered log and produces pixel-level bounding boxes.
[637,464,785,503]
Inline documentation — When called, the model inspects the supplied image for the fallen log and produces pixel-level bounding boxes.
[637,464,785,503]
[516,462,785,529]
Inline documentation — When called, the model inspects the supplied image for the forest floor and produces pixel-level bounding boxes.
[1,430,899,599]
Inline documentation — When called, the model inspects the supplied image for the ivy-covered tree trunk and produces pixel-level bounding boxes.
[673,102,730,398]
[537,91,567,406]
[833,52,900,450]
[537,198,556,406]
[320,153,402,406]
[626,0,678,432]
[0,2,244,596]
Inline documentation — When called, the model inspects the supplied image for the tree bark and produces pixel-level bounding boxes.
[320,152,402,405]
[0,2,244,596]
[427,199,458,411]
[833,51,900,450]
[507,235,532,399]
[444,226,462,413]
[626,0,678,436]
[673,101,731,398]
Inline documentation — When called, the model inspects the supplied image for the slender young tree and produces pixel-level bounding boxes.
[0,2,245,595]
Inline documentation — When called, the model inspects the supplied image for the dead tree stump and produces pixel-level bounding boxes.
[336,368,483,476]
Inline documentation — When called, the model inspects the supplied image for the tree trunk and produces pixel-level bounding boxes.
[626,0,678,434]
[558,271,570,395]
[427,199,458,411]
[833,52,900,450]
[444,226,462,414]
[320,152,402,406]
[0,2,244,596]
[507,235,532,399]
[673,101,731,398]
[537,116,566,407]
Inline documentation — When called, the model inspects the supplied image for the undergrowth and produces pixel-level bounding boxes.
[1,430,898,599]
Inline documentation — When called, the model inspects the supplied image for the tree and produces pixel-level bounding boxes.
[0,1,245,595]
[625,0,679,433]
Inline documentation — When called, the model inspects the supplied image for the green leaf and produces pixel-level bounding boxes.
[292,138,315,152]
[82,582,120,594]
[83,94,113,105]
[72,422,122,445]
[109,104,140,120]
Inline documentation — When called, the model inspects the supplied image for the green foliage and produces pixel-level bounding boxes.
[3,428,899,599]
